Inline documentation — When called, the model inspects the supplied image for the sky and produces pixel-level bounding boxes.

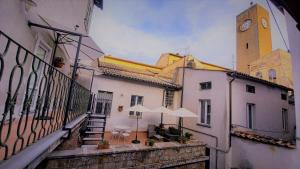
[90,0,289,69]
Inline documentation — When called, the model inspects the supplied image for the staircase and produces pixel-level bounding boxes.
[82,114,107,144]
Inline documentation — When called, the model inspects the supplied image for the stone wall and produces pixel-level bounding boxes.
[41,142,208,169]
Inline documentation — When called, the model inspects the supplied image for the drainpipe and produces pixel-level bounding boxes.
[180,56,186,107]
[228,73,236,147]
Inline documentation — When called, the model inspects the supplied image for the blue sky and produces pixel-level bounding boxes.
[90,0,289,68]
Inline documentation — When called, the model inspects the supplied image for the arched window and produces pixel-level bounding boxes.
[268,69,276,82]
[256,71,262,78]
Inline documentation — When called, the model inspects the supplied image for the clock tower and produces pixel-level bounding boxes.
[236,4,272,73]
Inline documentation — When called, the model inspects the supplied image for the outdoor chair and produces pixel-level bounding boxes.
[147,124,156,138]
[111,129,120,140]
[122,131,131,144]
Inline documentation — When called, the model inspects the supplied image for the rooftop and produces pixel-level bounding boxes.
[98,62,181,89]
[231,130,296,149]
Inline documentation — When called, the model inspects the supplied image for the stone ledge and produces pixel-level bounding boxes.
[43,141,208,169]
[48,141,206,159]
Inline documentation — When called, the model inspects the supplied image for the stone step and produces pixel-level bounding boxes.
[89,114,106,119]
[87,125,105,128]
[85,131,104,134]
[82,137,103,141]
[88,119,105,123]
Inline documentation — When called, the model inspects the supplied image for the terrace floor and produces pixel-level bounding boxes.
[103,131,148,145]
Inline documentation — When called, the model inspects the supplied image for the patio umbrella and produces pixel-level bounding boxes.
[150,106,172,127]
[123,105,151,144]
[168,108,197,137]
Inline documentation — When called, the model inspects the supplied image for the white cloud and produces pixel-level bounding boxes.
[90,0,289,68]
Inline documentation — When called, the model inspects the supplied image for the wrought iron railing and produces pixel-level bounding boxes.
[0,31,90,160]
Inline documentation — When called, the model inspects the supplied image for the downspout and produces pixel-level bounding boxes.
[228,73,236,147]
[179,56,186,139]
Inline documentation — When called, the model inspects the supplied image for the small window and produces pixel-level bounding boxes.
[281,90,288,100]
[282,108,288,131]
[246,43,249,49]
[256,71,262,78]
[200,82,212,90]
[246,103,255,129]
[165,90,174,107]
[268,69,277,82]
[246,85,255,93]
[130,95,143,117]
[199,100,211,126]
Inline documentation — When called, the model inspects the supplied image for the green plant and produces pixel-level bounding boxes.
[184,132,193,140]
[178,136,187,144]
[145,139,155,146]
[168,127,180,135]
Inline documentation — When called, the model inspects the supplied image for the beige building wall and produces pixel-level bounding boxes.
[250,49,294,88]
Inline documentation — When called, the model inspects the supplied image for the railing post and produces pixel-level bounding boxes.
[63,35,82,129]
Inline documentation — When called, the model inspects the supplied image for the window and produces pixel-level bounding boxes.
[268,69,277,82]
[282,108,288,131]
[281,90,288,100]
[246,103,255,129]
[246,85,255,93]
[165,90,174,107]
[256,71,262,78]
[200,82,212,90]
[246,43,249,49]
[95,91,113,116]
[130,95,143,117]
[199,100,211,126]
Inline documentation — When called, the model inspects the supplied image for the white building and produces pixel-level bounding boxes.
[89,61,180,131]
[178,68,295,169]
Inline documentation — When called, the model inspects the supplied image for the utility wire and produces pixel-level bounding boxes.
[265,0,289,51]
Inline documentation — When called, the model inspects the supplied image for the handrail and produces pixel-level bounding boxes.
[0,30,90,161]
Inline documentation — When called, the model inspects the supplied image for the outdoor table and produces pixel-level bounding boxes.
[114,125,130,132]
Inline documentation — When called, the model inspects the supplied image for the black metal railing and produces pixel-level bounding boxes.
[0,31,90,160]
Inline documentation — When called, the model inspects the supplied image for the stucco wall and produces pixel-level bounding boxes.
[178,68,295,169]
[180,68,229,169]
[232,79,295,139]
[285,11,300,142]
[91,76,171,131]
[229,137,300,169]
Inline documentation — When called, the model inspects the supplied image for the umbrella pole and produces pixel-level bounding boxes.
[160,112,163,127]
[132,115,140,144]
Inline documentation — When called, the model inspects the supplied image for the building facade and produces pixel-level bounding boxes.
[178,68,295,169]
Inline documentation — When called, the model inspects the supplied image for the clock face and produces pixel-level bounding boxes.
[240,19,252,32]
[262,18,268,28]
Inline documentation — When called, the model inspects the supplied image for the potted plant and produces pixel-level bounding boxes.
[178,136,187,144]
[184,132,193,140]
[145,139,155,147]
[53,57,65,68]
[97,140,110,149]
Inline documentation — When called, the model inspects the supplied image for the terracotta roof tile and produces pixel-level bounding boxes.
[98,62,181,89]
[231,130,296,149]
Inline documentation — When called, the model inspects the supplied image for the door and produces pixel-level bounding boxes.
[95,91,113,116]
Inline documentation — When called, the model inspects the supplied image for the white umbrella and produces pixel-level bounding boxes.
[168,108,197,137]
[122,105,151,144]
[169,108,197,117]
[150,106,172,126]
[124,104,151,112]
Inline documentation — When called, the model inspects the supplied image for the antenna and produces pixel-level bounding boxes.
[232,54,235,70]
